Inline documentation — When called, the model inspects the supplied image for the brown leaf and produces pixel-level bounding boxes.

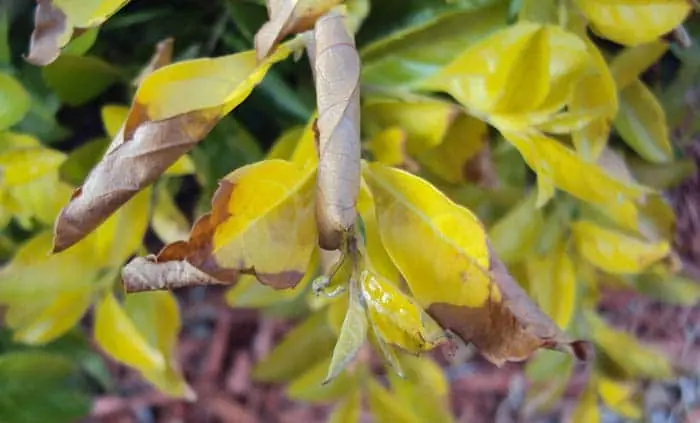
[122,256,225,292]
[310,10,362,250]
[25,0,69,66]
[427,244,591,366]
[53,106,220,253]
[254,0,342,61]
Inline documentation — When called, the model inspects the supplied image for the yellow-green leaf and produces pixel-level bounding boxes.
[152,183,190,245]
[328,387,361,423]
[367,379,422,423]
[0,72,31,131]
[574,0,691,46]
[610,41,669,91]
[325,279,367,383]
[614,79,673,163]
[571,376,600,423]
[597,376,642,420]
[572,220,670,274]
[287,357,356,404]
[122,159,317,292]
[526,240,576,330]
[488,191,543,264]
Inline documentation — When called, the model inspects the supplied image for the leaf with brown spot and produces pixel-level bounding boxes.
[26,0,130,66]
[52,44,294,253]
[363,161,589,366]
[255,0,342,61]
[308,10,361,250]
[122,159,317,293]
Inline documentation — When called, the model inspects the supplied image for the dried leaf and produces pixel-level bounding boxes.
[123,159,317,292]
[255,0,342,61]
[325,279,367,383]
[311,10,361,250]
[363,162,588,366]
[572,220,670,274]
[52,45,293,253]
[26,0,130,66]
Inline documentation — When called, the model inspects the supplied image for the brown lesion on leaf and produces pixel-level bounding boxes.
[427,245,591,366]
[25,0,69,66]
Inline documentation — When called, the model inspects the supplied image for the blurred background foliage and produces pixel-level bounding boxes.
[1,0,700,422]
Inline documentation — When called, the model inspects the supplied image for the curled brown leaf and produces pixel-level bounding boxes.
[25,0,69,66]
[255,0,342,61]
[310,10,362,251]
[427,244,591,366]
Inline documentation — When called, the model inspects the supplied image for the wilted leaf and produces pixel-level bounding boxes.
[328,387,361,423]
[488,191,544,264]
[0,351,90,423]
[253,311,336,382]
[0,72,31,131]
[585,310,673,380]
[309,10,361,250]
[94,292,195,399]
[614,79,673,163]
[325,279,367,383]
[52,45,294,253]
[123,159,316,292]
[367,379,422,423]
[597,376,642,420]
[572,220,670,274]
[26,0,131,66]
[574,0,691,46]
[526,240,576,330]
[287,357,356,403]
[363,162,588,365]
[255,0,342,60]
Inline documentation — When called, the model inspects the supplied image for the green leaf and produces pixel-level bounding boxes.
[59,137,110,186]
[328,388,362,423]
[42,55,122,106]
[614,79,673,163]
[367,379,423,423]
[0,72,31,131]
[0,351,90,423]
[627,272,700,306]
[325,279,368,384]
[62,28,100,57]
[253,311,337,383]
[488,191,543,263]
[286,357,357,404]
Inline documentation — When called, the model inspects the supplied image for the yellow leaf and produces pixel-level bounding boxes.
[290,114,320,169]
[597,376,642,420]
[26,0,130,66]
[53,45,294,253]
[585,310,673,380]
[367,379,423,423]
[614,79,673,163]
[362,98,459,155]
[360,269,444,354]
[0,146,66,186]
[152,183,190,245]
[571,376,600,423]
[267,125,305,160]
[574,0,691,46]
[418,113,488,184]
[365,126,409,168]
[328,387,361,423]
[357,179,400,283]
[572,220,670,274]
[526,240,576,330]
[122,159,317,292]
[501,130,647,222]
[100,104,128,138]
[610,41,669,91]
[488,191,544,264]
[325,279,367,383]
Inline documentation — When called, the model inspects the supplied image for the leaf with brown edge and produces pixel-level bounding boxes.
[255,0,342,61]
[122,159,317,293]
[362,161,589,366]
[26,0,130,66]
[309,10,361,251]
[52,44,294,254]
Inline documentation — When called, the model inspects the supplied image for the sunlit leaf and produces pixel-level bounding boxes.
[325,279,367,383]
[364,126,410,169]
[574,0,691,46]
[572,220,670,274]
[123,159,316,292]
[52,44,294,253]
[310,10,361,250]
[0,72,31,131]
[26,0,131,66]
[614,79,673,163]
[363,162,587,365]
